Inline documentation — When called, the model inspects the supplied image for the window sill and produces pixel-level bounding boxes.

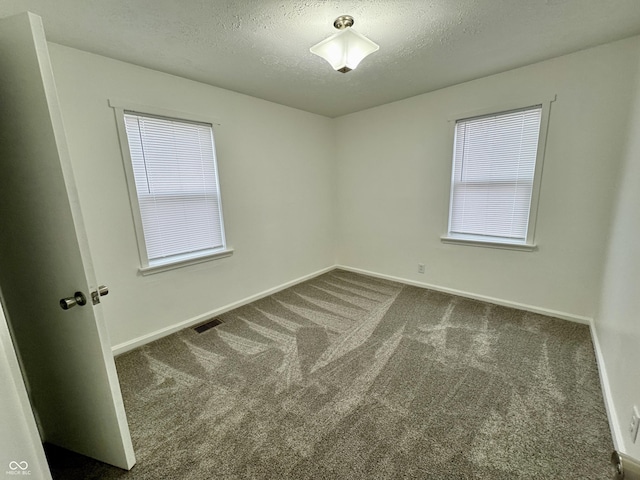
[139,248,234,276]
[440,236,536,252]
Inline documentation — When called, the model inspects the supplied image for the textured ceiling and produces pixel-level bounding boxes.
[1,1,640,117]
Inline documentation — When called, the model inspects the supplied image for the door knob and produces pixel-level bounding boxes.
[91,285,109,305]
[60,291,87,310]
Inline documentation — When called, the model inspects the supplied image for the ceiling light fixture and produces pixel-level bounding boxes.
[310,15,379,73]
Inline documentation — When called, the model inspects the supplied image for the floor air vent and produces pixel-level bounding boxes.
[194,318,224,333]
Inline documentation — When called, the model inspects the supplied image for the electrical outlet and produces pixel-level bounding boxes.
[630,406,640,443]
[418,263,425,274]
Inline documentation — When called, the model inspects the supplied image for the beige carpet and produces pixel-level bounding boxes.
[46,269,613,479]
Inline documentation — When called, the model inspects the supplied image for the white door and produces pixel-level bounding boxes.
[0,12,135,470]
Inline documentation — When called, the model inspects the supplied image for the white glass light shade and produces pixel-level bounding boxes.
[310,28,379,73]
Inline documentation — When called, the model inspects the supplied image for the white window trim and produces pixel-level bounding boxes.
[441,95,556,251]
[109,99,232,274]
[139,248,234,276]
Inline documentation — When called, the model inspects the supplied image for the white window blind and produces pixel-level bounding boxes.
[448,106,542,243]
[123,112,225,264]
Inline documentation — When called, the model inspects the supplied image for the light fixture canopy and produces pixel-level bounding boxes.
[310,15,379,73]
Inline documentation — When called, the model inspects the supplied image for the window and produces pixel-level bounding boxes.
[111,101,231,274]
[442,102,551,250]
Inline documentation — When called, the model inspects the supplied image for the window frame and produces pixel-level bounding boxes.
[441,96,556,251]
[110,99,232,275]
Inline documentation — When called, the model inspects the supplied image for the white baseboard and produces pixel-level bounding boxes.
[112,263,592,355]
[589,320,623,451]
[335,265,592,325]
[111,266,335,356]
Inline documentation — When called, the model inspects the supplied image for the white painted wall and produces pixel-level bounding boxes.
[594,46,640,458]
[48,44,336,349]
[334,37,640,320]
[0,301,51,479]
